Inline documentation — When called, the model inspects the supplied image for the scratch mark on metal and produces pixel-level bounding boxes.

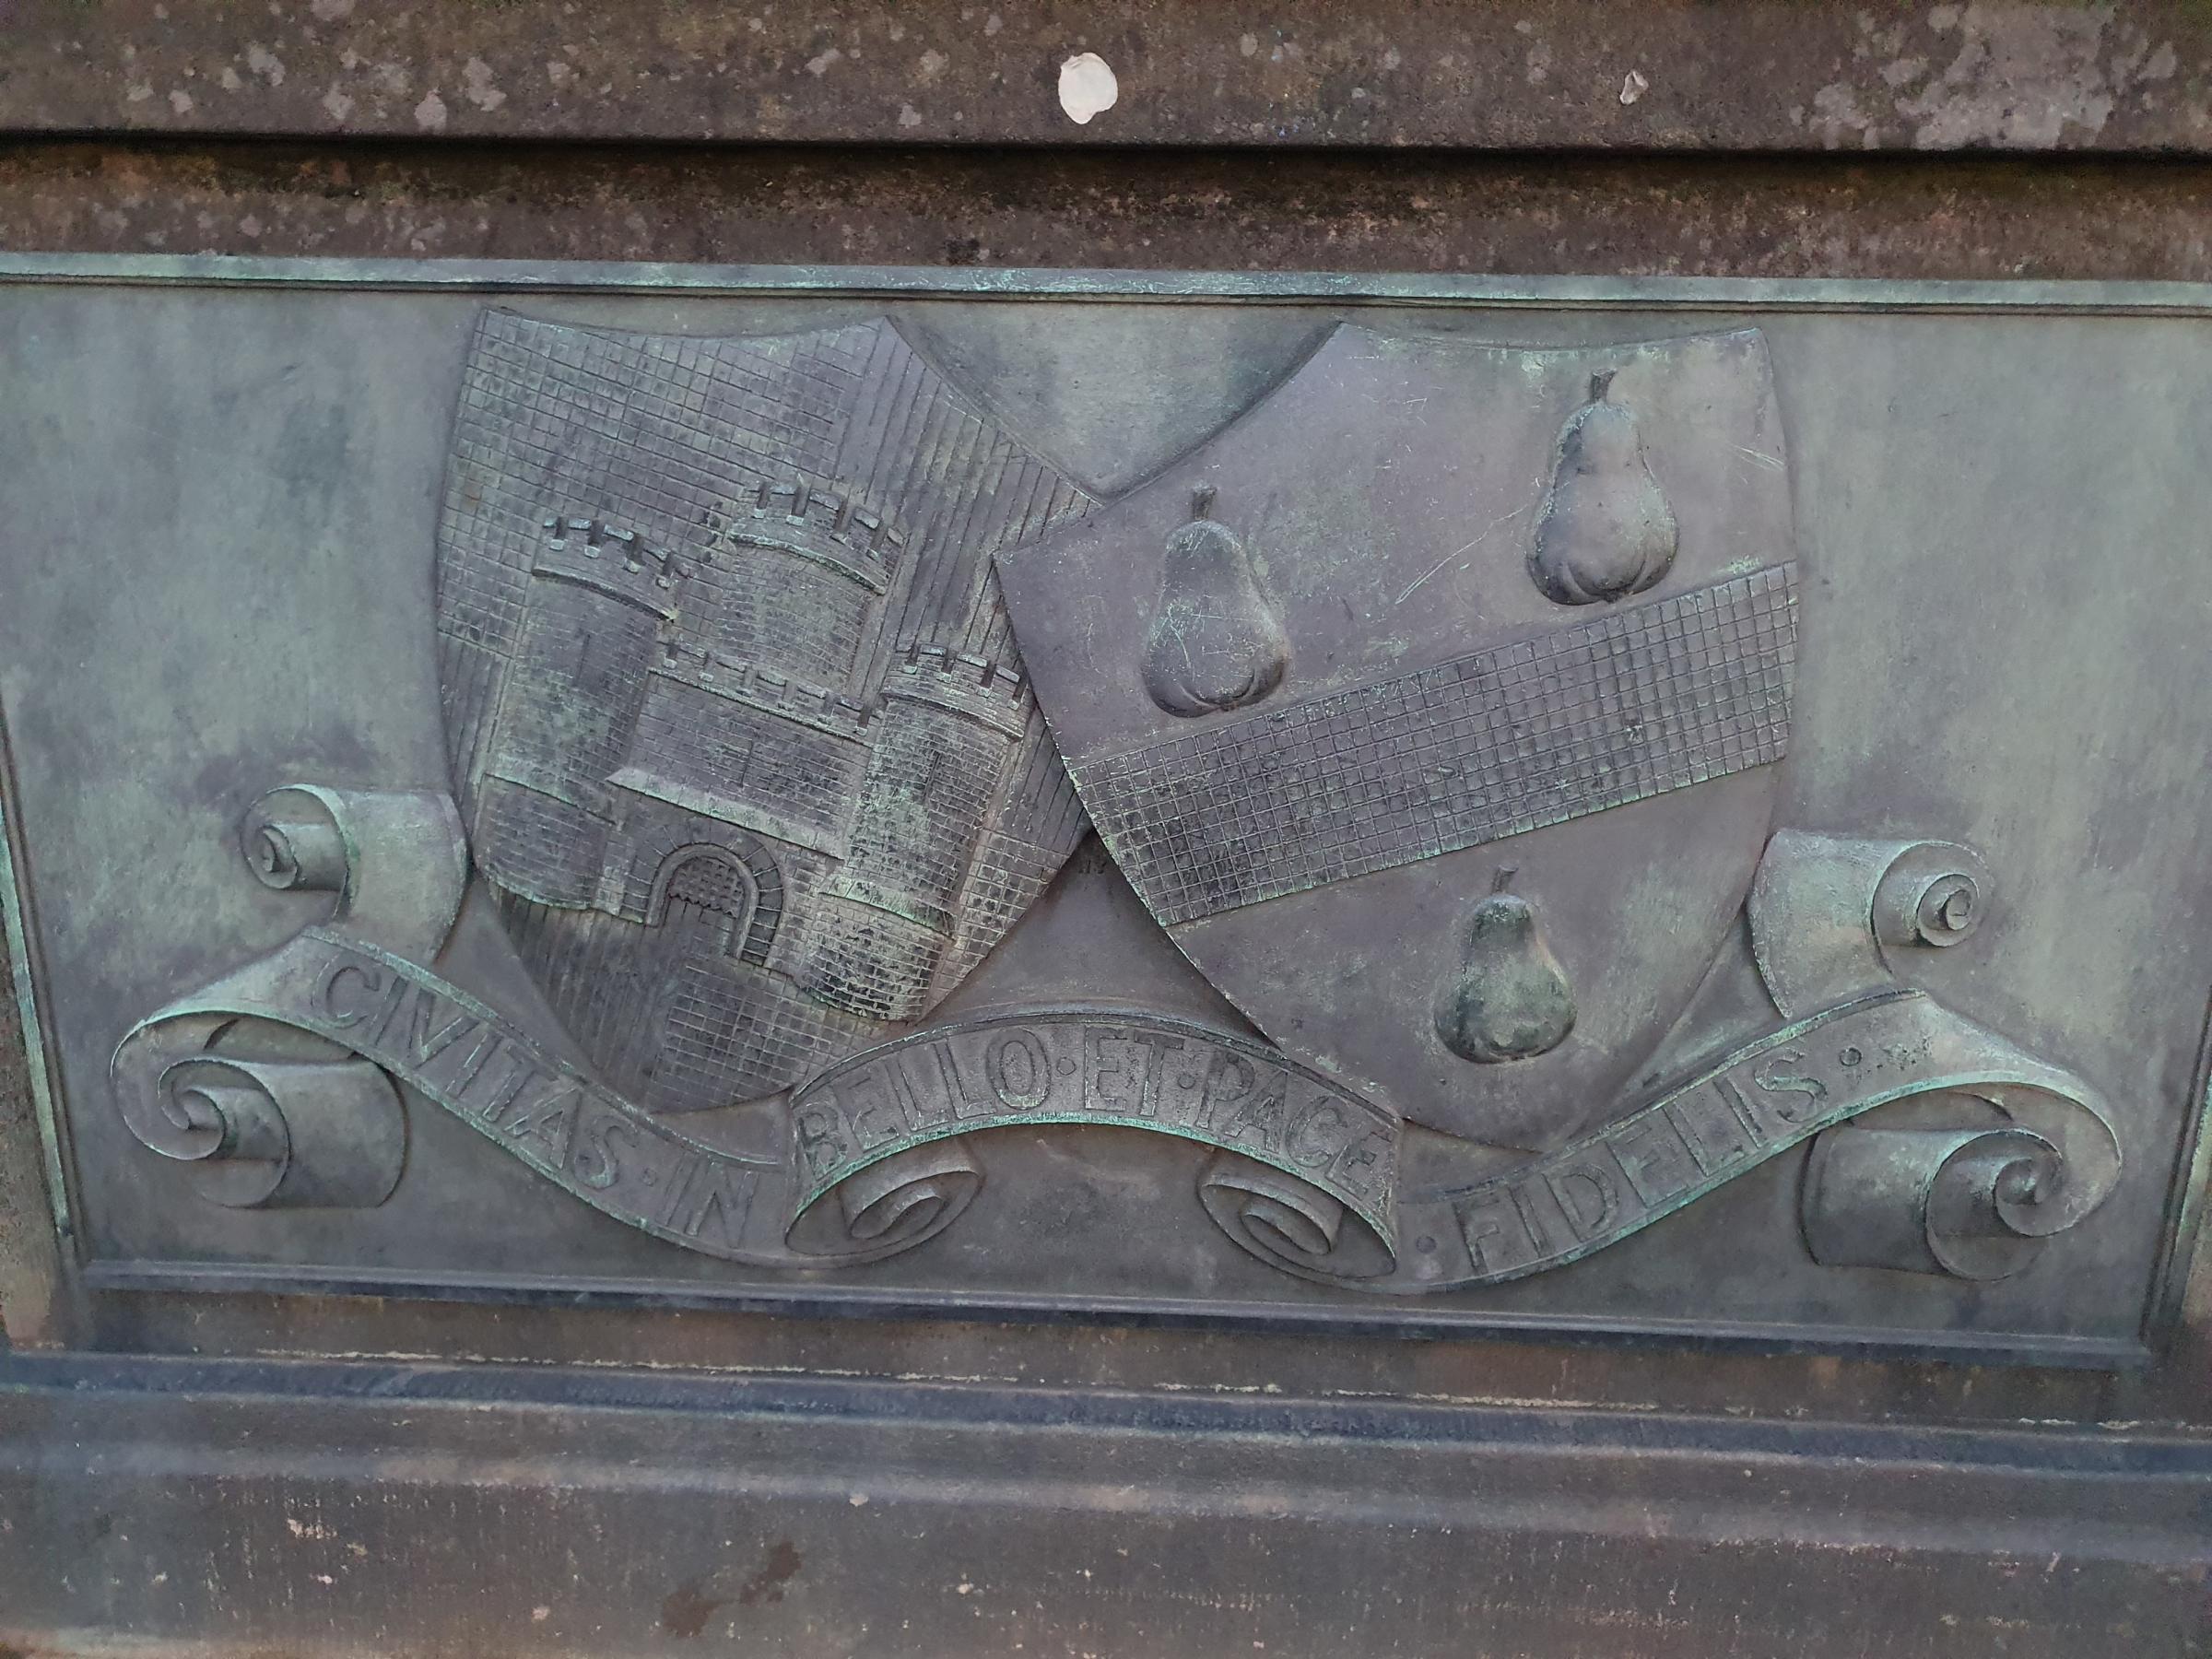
[1395,503,1529,604]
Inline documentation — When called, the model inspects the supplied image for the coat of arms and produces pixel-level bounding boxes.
[433,312,1095,1113]
[110,306,2124,1296]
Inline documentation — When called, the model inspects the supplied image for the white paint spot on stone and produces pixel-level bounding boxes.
[531,1607,550,1623]
[461,54,506,111]
[1383,46,1402,70]
[547,60,575,89]
[239,214,263,237]
[413,88,448,131]
[1057,51,1117,124]
[898,101,923,127]
[245,43,286,86]
[219,65,242,90]
[1238,33,1257,57]
[169,88,194,113]
[322,83,355,120]
[124,80,154,103]
[918,48,948,81]
[1618,67,1649,105]
[806,46,843,75]
[984,12,1002,34]
[309,0,355,18]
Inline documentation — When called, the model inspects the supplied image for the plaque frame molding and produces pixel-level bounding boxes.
[1,252,2207,1372]
[10,253,2212,315]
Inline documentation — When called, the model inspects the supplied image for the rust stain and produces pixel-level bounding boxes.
[736,1539,804,1608]
[659,1541,801,1638]
[658,1579,728,1641]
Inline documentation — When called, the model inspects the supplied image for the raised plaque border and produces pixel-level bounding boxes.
[2,253,2207,1372]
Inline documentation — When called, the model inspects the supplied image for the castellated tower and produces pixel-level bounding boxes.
[473,519,680,907]
[575,484,902,1112]
[793,644,1036,1023]
[704,481,897,685]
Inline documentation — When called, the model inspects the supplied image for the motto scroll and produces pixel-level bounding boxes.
[111,788,2119,1288]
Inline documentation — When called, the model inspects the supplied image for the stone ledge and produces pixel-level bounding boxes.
[1,1351,2207,1655]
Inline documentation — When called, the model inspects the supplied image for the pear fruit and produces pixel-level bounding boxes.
[1434,874,1577,1065]
[1527,369,1678,606]
[1142,486,1289,718]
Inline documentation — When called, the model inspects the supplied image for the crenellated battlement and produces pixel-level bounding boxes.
[881,640,1034,738]
[653,641,873,740]
[700,481,908,592]
[532,515,686,617]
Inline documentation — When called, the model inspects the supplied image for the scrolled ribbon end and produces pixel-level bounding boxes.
[1803,1124,2077,1281]
[1198,1150,1397,1285]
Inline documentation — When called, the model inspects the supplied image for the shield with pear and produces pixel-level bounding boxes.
[996,322,1798,1157]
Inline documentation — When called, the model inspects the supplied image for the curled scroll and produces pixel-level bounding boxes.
[112,784,981,1267]
[137,1051,406,1210]
[1199,1150,1395,1282]
[1803,1125,2063,1280]
[796,1139,982,1255]
[1753,830,2121,1263]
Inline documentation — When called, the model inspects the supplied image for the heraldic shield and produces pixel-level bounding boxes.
[435,312,1097,1115]
[998,324,1798,1152]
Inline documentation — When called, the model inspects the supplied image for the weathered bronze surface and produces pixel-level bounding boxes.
[0,258,2206,1371]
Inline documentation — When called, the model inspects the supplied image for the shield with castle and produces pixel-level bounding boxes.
[996,323,1799,1152]
[434,310,1098,1115]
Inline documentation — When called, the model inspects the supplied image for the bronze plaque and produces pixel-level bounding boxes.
[3,257,2206,1362]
